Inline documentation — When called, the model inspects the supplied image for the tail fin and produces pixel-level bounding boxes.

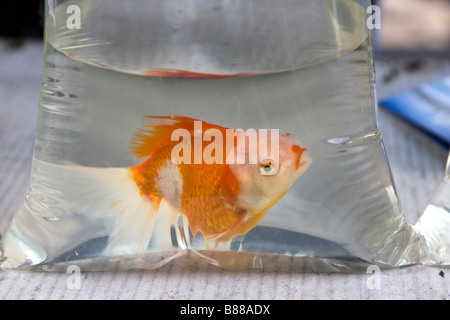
[34,160,159,256]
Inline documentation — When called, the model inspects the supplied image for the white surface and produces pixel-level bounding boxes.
[0,40,449,300]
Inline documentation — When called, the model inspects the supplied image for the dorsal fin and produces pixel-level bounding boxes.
[129,115,227,159]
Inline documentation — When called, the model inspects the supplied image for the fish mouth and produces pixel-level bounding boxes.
[291,145,306,170]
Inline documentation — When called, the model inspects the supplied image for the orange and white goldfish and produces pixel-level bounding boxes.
[50,115,311,255]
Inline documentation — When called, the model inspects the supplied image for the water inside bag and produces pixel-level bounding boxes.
[1,0,448,272]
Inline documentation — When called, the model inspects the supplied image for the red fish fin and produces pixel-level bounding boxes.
[130,115,226,159]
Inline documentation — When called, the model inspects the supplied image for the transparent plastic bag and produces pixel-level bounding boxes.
[0,0,449,273]
[416,152,450,266]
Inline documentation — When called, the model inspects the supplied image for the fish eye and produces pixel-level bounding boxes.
[259,159,278,176]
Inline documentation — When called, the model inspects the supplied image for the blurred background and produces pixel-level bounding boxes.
[0,2,448,210]
[377,0,450,53]
[0,0,447,220]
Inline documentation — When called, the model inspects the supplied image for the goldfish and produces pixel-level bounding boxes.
[48,115,311,256]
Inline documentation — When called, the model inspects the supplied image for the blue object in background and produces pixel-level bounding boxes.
[381,77,450,146]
